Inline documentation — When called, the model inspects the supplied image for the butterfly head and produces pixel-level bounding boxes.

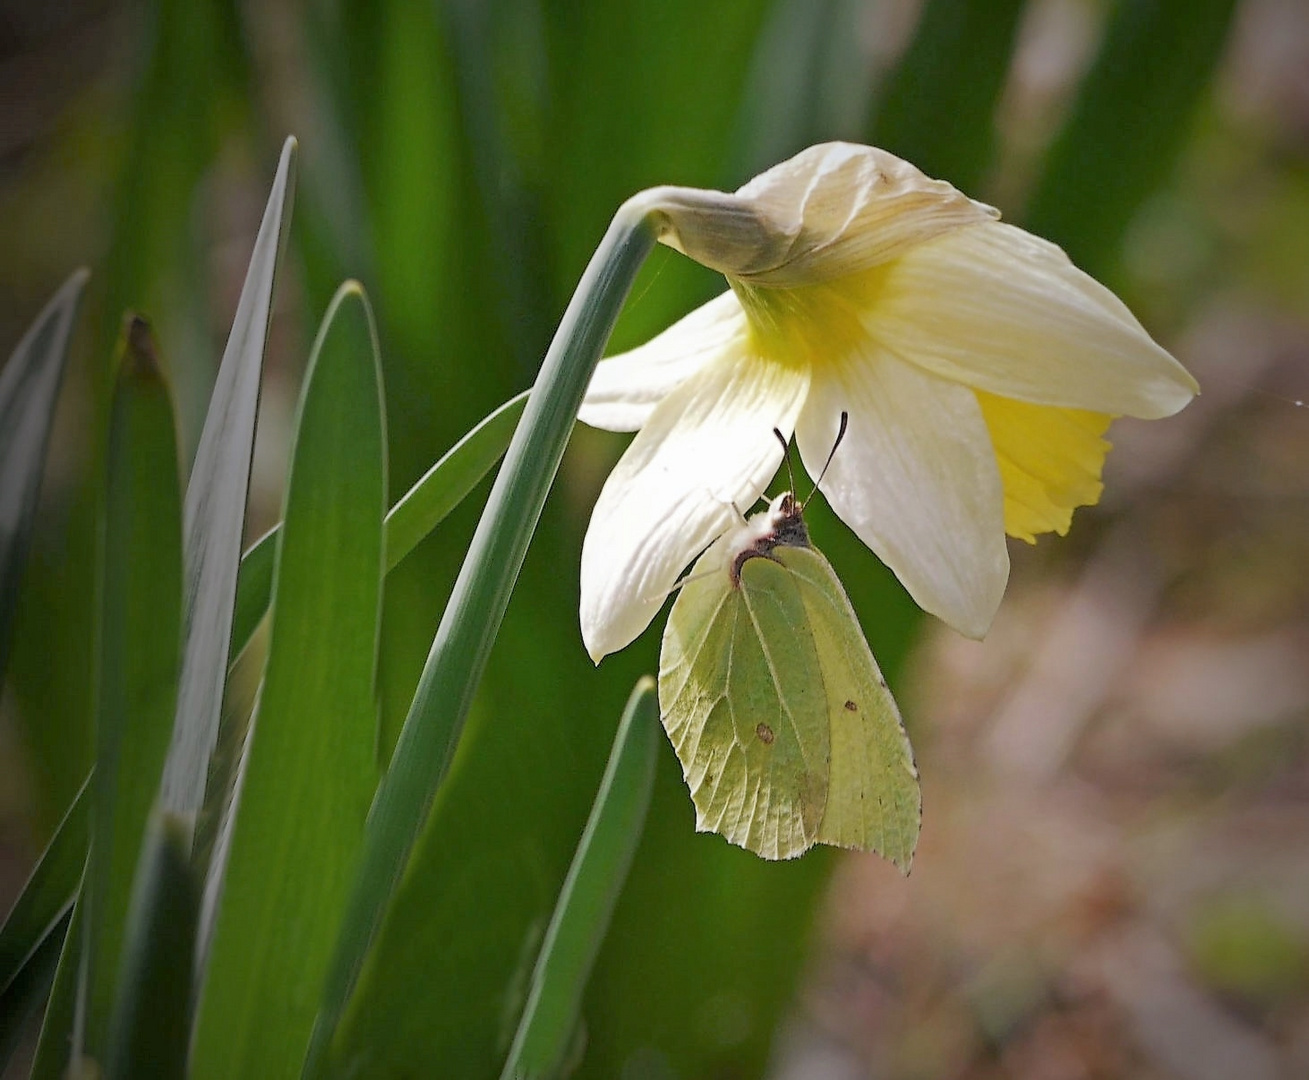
[728,491,811,586]
[723,411,847,586]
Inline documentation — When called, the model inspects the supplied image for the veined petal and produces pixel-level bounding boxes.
[977,392,1112,543]
[578,291,747,432]
[734,143,998,287]
[580,350,811,662]
[865,221,1199,418]
[796,351,1008,639]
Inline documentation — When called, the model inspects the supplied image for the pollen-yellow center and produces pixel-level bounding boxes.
[730,277,873,374]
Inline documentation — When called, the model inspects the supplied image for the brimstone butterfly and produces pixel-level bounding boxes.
[657,428,921,868]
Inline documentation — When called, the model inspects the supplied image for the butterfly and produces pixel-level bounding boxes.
[657,416,921,867]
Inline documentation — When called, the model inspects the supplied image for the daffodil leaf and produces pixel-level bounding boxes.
[81,317,184,1064]
[0,774,88,1003]
[158,137,296,819]
[869,0,1027,191]
[228,388,529,661]
[99,0,247,352]
[734,0,869,173]
[0,906,69,1073]
[103,814,198,1080]
[0,268,88,685]
[190,283,385,1079]
[29,892,84,1080]
[500,678,659,1080]
[0,776,88,1074]
[1024,0,1239,278]
[305,184,658,1080]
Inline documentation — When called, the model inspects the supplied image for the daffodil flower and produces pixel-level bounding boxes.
[578,142,1198,662]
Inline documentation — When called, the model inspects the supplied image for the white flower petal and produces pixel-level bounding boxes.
[580,350,811,662]
[578,291,747,432]
[797,350,1008,639]
[868,222,1199,418]
[734,142,997,286]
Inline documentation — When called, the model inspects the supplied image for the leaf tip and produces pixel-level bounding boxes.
[120,313,161,379]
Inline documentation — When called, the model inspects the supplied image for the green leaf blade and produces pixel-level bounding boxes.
[382,388,530,575]
[0,268,88,683]
[103,814,199,1080]
[1023,0,1240,279]
[0,906,70,1073]
[29,891,84,1080]
[0,776,87,1077]
[83,317,184,1062]
[228,388,529,660]
[501,678,659,1080]
[190,282,386,1079]
[0,776,88,1001]
[159,136,297,819]
[305,202,656,1076]
[867,0,1028,192]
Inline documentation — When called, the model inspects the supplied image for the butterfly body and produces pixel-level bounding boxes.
[722,492,811,584]
[659,493,921,867]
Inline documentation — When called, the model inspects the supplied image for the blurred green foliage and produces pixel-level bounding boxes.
[1187,894,1309,1005]
[0,0,1243,1076]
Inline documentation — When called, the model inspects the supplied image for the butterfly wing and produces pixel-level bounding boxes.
[660,543,829,859]
[774,545,921,871]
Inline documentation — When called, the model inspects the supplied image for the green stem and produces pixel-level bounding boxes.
[305,199,658,1073]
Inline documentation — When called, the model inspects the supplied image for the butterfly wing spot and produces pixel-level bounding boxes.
[755,722,775,745]
[844,699,858,712]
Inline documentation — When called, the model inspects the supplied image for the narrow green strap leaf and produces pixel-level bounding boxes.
[383,388,530,571]
[208,387,527,892]
[160,137,297,819]
[437,0,555,366]
[103,814,198,1080]
[1023,0,1239,278]
[305,200,658,1074]
[29,882,84,1080]
[100,0,248,355]
[0,906,70,1074]
[867,0,1028,191]
[734,0,871,174]
[191,283,386,1079]
[500,678,659,1080]
[83,317,184,1061]
[229,388,530,658]
[0,774,89,998]
[189,606,265,875]
[0,268,89,683]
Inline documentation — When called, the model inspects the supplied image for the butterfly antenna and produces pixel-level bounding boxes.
[773,427,797,494]
[802,411,849,510]
[656,563,720,602]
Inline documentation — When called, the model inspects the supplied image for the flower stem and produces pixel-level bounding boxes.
[304,198,658,1073]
